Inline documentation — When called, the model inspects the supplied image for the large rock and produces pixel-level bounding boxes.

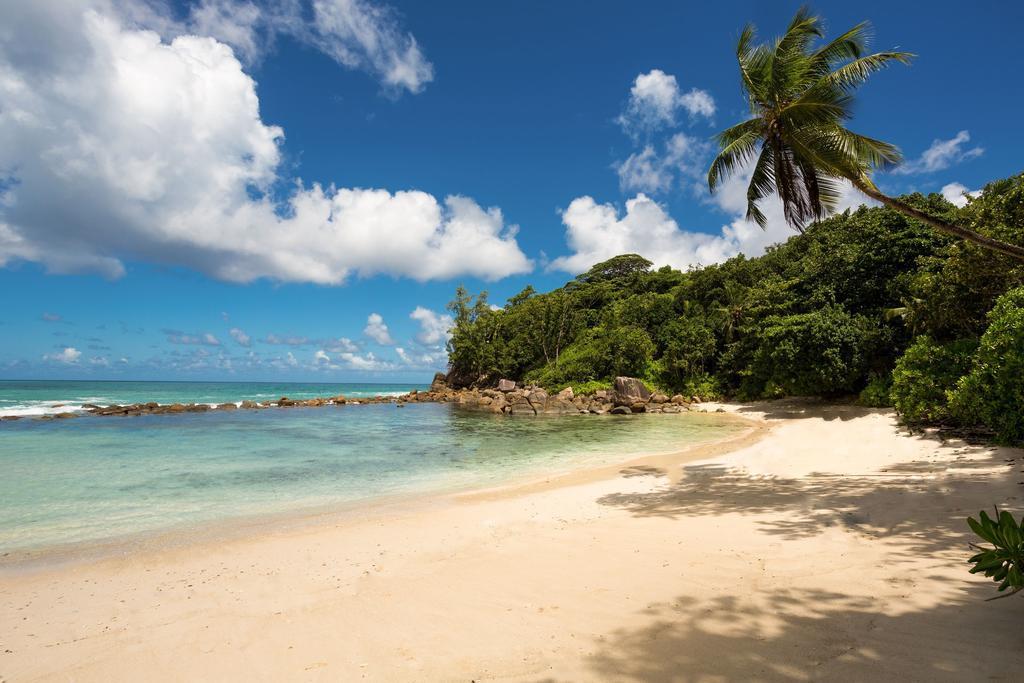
[508,397,537,415]
[429,372,449,392]
[556,386,574,401]
[613,376,651,406]
[543,398,578,415]
[497,378,516,392]
[526,388,549,412]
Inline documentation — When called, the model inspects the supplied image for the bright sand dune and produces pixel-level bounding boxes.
[2,400,1022,681]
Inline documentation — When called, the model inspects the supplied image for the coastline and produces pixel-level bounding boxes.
[0,411,760,572]
[3,400,1022,681]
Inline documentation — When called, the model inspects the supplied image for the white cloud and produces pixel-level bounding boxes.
[187,0,268,65]
[395,346,446,369]
[41,312,62,322]
[409,306,453,345]
[616,132,710,194]
[0,2,530,285]
[616,147,672,194]
[552,166,873,275]
[313,349,331,364]
[265,334,310,346]
[89,355,110,367]
[229,327,251,347]
[180,0,432,93]
[940,182,980,208]
[325,336,359,353]
[338,350,394,370]
[363,312,394,345]
[895,130,984,175]
[165,330,221,346]
[308,0,434,94]
[617,69,715,136]
[43,347,82,364]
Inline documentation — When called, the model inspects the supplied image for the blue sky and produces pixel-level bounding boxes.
[1,0,1021,382]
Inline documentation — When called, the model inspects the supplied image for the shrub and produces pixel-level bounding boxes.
[858,374,893,407]
[890,336,977,424]
[949,287,1024,444]
[741,306,876,397]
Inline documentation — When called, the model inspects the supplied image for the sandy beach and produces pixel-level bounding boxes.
[2,400,1023,682]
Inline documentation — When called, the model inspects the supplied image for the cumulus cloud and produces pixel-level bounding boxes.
[89,355,110,367]
[313,349,331,364]
[616,132,710,194]
[894,130,984,175]
[43,347,82,364]
[395,346,446,369]
[0,1,530,285]
[153,0,433,94]
[363,313,394,345]
[409,306,453,345]
[552,164,873,274]
[324,337,359,353]
[164,330,221,346]
[229,327,251,347]
[264,334,310,346]
[941,181,980,208]
[617,69,715,137]
[338,350,394,370]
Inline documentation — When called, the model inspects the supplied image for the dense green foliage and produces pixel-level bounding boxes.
[447,174,1024,442]
[968,509,1024,599]
[949,287,1024,444]
[890,336,978,424]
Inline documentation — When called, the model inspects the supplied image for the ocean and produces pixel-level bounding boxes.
[0,380,744,557]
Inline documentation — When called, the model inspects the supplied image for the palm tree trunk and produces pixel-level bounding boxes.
[851,178,1024,262]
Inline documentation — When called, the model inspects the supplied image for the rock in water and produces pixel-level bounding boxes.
[429,372,449,392]
[497,378,516,392]
[612,376,651,406]
[556,386,574,400]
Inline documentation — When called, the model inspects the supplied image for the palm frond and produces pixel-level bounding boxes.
[823,51,915,91]
[708,119,762,191]
[745,145,776,228]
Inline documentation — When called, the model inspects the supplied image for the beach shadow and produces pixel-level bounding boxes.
[598,433,1022,559]
[567,583,1024,682]
[730,397,886,422]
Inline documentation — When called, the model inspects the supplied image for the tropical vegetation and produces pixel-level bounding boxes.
[446,173,1024,444]
[708,7,1024,261]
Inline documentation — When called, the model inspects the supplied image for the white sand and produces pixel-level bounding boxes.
[2,399,1022,681]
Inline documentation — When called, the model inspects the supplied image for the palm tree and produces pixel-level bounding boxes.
[708,8,1024,262]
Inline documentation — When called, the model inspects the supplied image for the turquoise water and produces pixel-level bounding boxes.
[0,382,745,555]
[0,380,421,418]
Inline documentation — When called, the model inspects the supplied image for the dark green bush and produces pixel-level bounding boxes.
[858,374,893,407]
[741,306,876,397]
[949,287,1024,444]
[890,336,978,424]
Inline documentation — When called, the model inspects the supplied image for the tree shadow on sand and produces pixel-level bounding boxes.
[577,408,1024,681]
[599,430,1023,558]
[564,584,1023,682]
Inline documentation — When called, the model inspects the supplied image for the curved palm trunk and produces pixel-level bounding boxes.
[851,178,1024,262]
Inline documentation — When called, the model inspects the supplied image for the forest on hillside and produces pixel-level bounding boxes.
[445,173,1024,444]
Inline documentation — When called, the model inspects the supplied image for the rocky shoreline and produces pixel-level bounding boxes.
[0,375,706,422]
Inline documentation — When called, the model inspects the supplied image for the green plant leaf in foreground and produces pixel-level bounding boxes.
[967,508,1024,599]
